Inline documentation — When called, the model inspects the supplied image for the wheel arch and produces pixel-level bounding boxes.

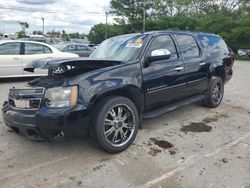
[88,85,145,115]
[211,65,226,82]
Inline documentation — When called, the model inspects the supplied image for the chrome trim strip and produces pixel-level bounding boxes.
[187,78,208,85]
[147,83,186,94]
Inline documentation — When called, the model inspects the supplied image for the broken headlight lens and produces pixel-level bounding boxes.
[45,86,78,108]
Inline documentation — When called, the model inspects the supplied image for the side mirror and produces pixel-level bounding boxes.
[144,49,171,67]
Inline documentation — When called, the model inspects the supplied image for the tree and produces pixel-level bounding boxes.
[88,0,250,51]
[68,32,80,39]
[32,30,43,35]
[88,23,127,43]
[18,22,29,32]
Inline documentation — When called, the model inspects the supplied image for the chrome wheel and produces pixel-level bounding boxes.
[103,104,136,147]
[212,82,223,104]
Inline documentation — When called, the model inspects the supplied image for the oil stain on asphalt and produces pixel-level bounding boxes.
[180,113,229,133]
[150,138,174,149]
[180,122,212,133]
[148,138,175,156]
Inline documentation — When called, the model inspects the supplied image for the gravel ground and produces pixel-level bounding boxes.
[0,60,249,188]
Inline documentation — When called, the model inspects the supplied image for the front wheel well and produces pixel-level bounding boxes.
[90,87,144,115]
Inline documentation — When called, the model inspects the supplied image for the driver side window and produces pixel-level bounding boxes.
[147,35,178,59]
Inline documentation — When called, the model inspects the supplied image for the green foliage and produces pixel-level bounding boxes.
[88,0,250,51]
[32,31,43,35]
[88,23,128,44]
[17,31,27,38]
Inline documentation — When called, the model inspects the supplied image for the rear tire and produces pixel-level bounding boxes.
[92,96,139,153]
[203,76,224,108]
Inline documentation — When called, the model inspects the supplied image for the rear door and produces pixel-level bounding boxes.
[174,34,209,96]
[23,42,53,76]
[76,45,92,57]
[0,42,23,77]
[142,34,187,111]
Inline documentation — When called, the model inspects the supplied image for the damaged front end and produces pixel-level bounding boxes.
[2,58,121,141]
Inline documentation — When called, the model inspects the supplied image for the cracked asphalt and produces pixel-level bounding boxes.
[0,60,249,188]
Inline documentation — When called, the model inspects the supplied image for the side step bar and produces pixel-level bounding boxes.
[142,94,206,119]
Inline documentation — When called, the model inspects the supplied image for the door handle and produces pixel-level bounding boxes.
[199,62,206,66]
[174,66,184,71]
[13,57,20,60]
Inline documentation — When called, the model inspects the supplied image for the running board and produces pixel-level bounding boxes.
[142,94,206,119]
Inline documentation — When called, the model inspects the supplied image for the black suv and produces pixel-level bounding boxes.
[2,31,233,153]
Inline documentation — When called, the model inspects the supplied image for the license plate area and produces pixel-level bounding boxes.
[8,88,44,110]
[9,98,42,110]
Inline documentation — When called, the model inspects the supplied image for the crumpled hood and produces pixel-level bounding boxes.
[24,57,122,76]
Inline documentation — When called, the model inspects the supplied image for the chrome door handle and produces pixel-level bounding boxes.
[199,62,206,66]
[174,66,184,71]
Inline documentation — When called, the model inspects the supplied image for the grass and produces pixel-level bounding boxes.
[236,56,250,61]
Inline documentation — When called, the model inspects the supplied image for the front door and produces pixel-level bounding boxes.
[0,42,23,77]
[142,34,187,111]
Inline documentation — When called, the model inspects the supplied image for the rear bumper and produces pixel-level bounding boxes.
[2,103,91,141]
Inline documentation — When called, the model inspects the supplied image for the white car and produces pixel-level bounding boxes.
[0,40,79,78]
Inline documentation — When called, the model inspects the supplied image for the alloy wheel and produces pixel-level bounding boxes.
[103,104,136,147]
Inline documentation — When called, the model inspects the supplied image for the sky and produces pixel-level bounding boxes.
[0,0,112,34]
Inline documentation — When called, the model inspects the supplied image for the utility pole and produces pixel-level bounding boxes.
[105,12,108,39]
[143,0,146,33]
[41,17,45,35]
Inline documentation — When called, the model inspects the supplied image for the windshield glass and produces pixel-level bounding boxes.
[90,34,148,62]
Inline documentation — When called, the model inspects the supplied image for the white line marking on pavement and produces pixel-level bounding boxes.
[143,132,250,187]
[0,155,74,181]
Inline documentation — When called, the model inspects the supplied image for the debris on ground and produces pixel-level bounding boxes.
[149,138,174,149]
[148,147,162,156]
[222,158,229,163]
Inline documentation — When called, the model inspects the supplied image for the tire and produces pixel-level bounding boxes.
[92,96,139,153]
[203,76,224,108]
[48,65,67,75]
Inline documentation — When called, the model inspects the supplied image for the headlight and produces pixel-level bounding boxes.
[45,86,78,108]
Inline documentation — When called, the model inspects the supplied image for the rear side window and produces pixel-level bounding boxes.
[147,35,178,59]
[25,43,52,54]
[66,45,76,51]
[77,45,89,51]
[198,34,229,54]
[44,46,52,53]
[175,34,200,58]
[0,42,21,55]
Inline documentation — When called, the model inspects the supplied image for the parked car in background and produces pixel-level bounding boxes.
[56,43,94,57]
[0,40,79,78]
[238,49,250,57]
[87,43,99,50]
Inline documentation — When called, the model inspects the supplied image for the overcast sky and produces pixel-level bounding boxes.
[0,0,112,34]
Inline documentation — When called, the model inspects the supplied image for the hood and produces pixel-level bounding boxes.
[24,57,122,76]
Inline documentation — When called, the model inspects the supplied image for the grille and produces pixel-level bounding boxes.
[8,88,45,110]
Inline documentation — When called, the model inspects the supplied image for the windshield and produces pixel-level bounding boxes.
[90,34,148,62]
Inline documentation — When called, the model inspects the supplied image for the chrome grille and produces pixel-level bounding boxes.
[8,88,45,110]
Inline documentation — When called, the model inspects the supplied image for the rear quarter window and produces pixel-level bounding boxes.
[197,34,229,54]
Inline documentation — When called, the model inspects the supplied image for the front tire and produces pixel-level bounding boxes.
[92,96,139,153]
[203,76,224,108]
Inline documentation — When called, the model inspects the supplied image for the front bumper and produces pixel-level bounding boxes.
[2,103,91,141]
